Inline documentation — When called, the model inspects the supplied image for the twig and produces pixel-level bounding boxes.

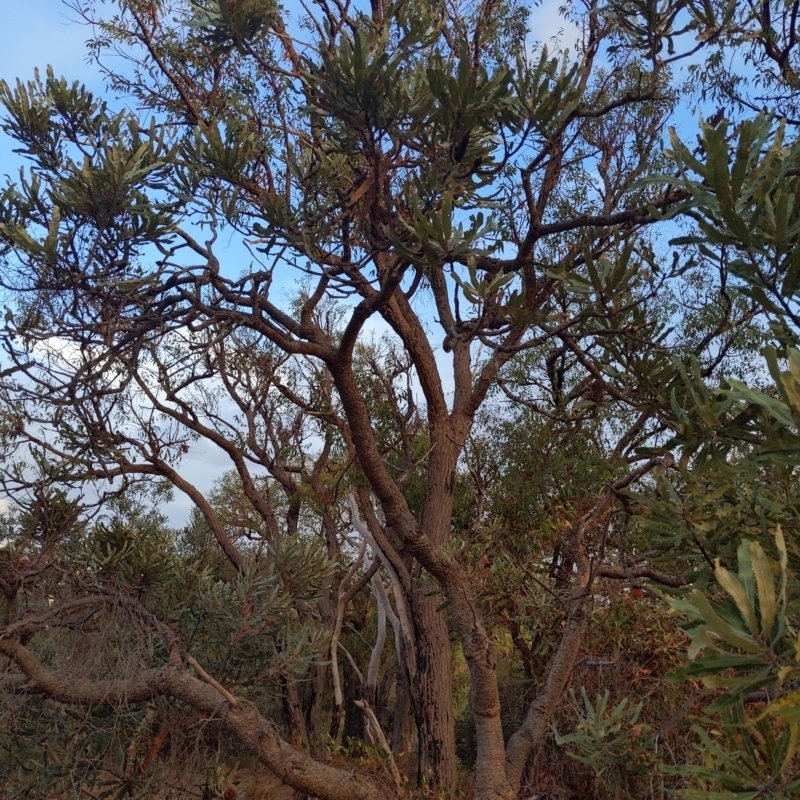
[354,699,404,793]
[185,653,240,711]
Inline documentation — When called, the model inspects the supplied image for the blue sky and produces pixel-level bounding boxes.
[0,0,103,175]
[0,0,98,87]
[0,0,580,80]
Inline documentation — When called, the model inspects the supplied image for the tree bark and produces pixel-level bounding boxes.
[337,364,513,800]
[409,419,470,793]
[284,664,329,756]
[284,677,311,750]
[409,580,456,792]
[305,663,330,757]
[391,647,412,760]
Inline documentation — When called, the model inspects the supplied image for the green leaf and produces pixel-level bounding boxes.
[688,590,762,653]
[748,541,777,639]
[714,562,759,639]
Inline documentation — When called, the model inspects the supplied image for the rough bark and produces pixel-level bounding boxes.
[391,645,412,760]
[351,483,459,791]
[413,429,462,791]
[283,664,329,756]
[284,677,311,750]
[304,663,330,757]
[409,583,457,792]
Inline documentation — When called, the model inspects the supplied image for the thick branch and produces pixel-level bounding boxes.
[0,636,390,800]
[595,564,687,587]
[503,583,590,789]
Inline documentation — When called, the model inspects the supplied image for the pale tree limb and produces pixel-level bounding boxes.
[185,652,241,710]
[337,640,364,684]
[369,567,414,756]
[365,572,388,706]
[371,570,402,658]
[348,492,416,676]
[355,698,404,794]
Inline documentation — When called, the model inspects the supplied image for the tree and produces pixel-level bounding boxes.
[1,0,799,798]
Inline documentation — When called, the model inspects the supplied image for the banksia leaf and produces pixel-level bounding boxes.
[714,561,759,638]
[749,541,777,639]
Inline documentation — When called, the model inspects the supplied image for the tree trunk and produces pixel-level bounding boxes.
[408,426,464,794]
[410,581,456,793]
[390,651,411,760]
[284,677,311,750]
[392,664,411,761]
[0,637,389,800]
[305,663,329,757]
[283,662,330,756]
[334,367,462,794]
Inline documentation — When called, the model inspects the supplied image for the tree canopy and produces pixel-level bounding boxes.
[1,1,800,799]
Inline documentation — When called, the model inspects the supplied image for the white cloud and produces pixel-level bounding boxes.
[31,335,84,365]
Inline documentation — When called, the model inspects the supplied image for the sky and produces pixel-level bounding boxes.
[0,0,103,176]
[0,0,218,523]
[0,1,99,87]
[0,0,581,524]
[0,0,580,87]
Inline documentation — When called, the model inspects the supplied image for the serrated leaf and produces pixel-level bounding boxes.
[689,590,762,653]
[714,562,759,637]
[749,541,777,639]
[767,689,800,724]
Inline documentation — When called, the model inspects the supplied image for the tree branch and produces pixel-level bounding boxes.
[0,636,391,800]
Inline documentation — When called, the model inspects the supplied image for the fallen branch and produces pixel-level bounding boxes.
[0,635,390,800]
